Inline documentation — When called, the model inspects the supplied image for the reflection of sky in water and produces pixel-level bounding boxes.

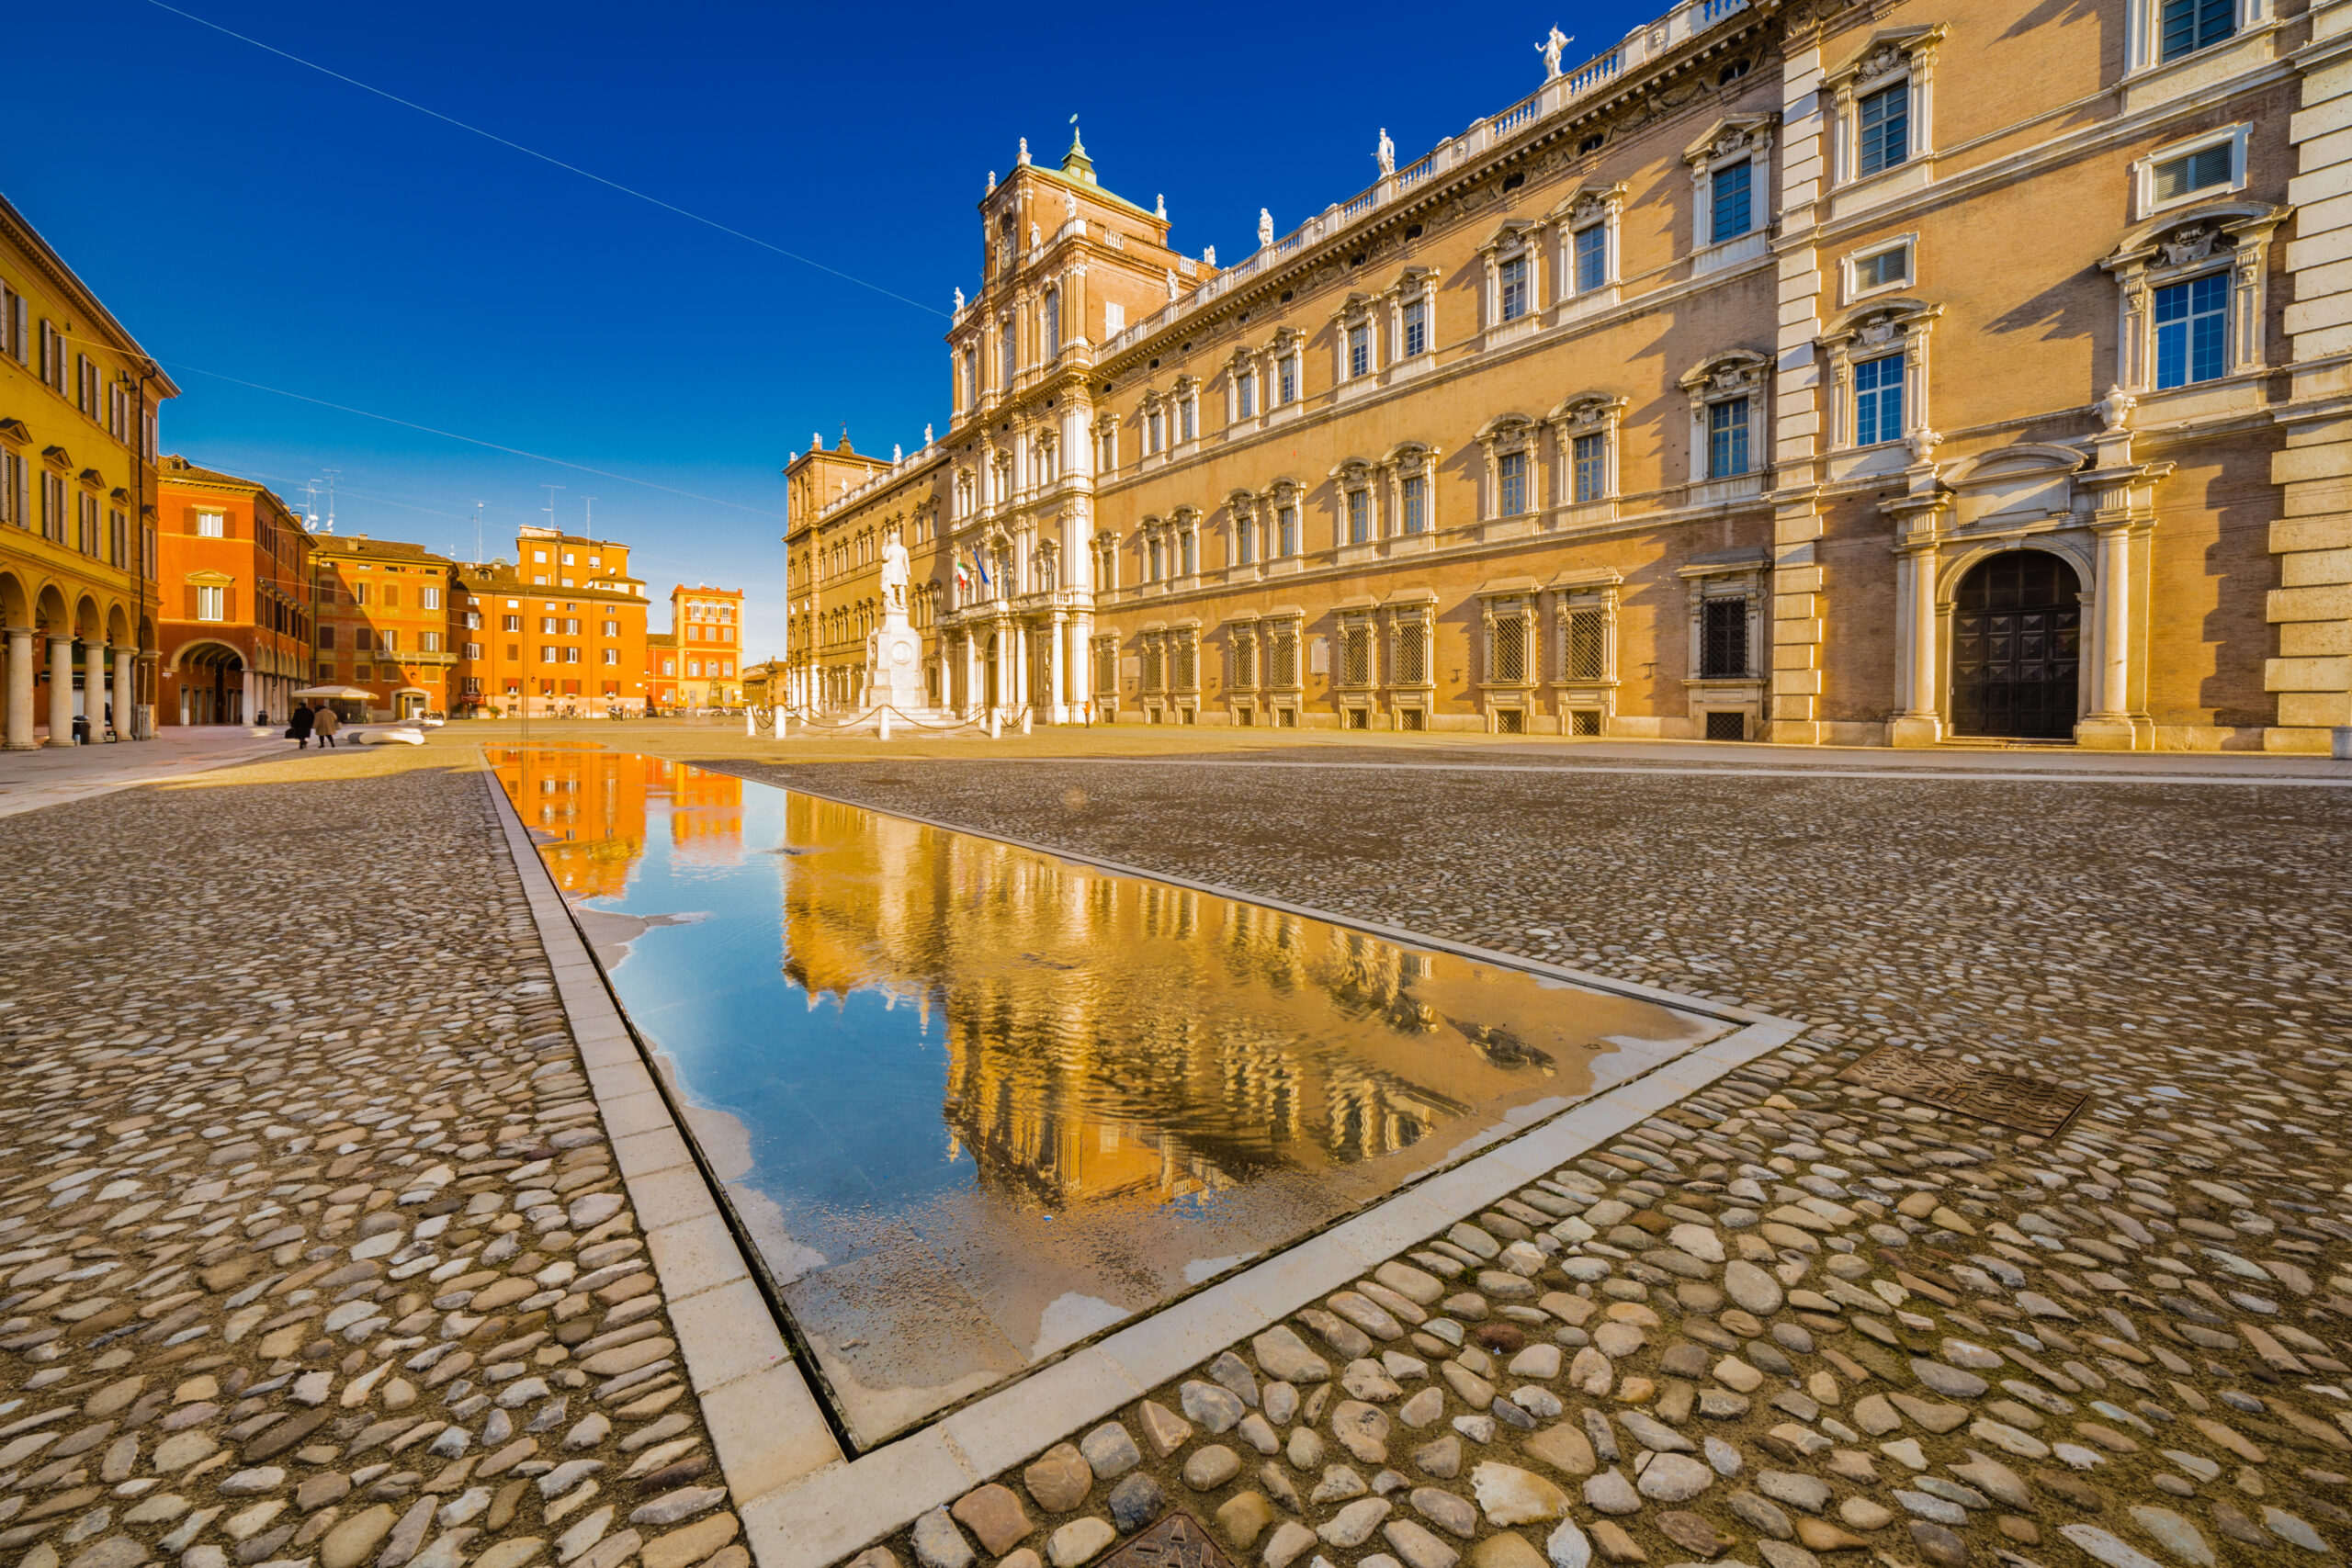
[492,750,1726,1447]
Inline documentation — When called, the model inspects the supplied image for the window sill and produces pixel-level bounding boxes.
[1825,444,1912,483]
[1687,474,1769,506]
[1828,158,1934,222]
[1264,557,1306,577]
[2120,24,2282,114]
[1484,316,1540,352]
[1551,287,1621,328]
[1555,498,1620,528]
[1336,542,1382,566]
[1692,231,1770,276]
[1481,515,1542,543]
[1334,376,1379,405]
[1385,352,1438,385]
[1386,532,1441,557]
[1264,402,1305,428]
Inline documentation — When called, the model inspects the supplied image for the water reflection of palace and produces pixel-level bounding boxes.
[490,750,742,898]
[774,793,1578,1215]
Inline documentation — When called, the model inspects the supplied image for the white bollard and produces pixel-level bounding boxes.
[989,709,1001,739]
[746,710,757,738]
[878,709,892,741]
[1021,707,1033,735]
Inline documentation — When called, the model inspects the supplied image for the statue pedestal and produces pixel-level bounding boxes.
[864,607,929,716]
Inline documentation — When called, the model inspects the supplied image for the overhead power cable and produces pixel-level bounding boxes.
[142,0,949,318]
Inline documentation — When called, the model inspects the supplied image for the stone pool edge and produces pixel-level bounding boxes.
[482,769,853,1508]
[487,760,1811,1568]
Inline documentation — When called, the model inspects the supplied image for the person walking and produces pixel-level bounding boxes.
[312,705,340,749]
[288,703,315,749]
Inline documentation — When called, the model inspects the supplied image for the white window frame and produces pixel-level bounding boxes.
[195,510,225,538]
[195,583,224,622]
[1474,415,1540,520]
[1550,185,1626,313]
[1825,29,1944,189]
[1677,353,1771,489]
[1684,119,1775,268]
[1477,225,1543,345]
[1818,300,1940,453]
[1547,393,1629,512]
[1382,443,1441,538]
[2133,124,2251,218]
[2098,200,2286,393]
[2124,0,2271,77]
[1329,459,1379,546]
[1843,234,1917,302]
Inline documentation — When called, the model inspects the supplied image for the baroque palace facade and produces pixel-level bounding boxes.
[784,0,2352,749]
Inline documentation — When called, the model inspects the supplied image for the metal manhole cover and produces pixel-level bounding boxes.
[1836,1047,2089,1137]
[1100,1512,1234,1568]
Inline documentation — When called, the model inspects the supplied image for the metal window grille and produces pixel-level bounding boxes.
[1343,626,1372,686]
[1397,622,1428,684]
[1566,608,1607,680]
[1230,637,1255,688]
[1700,597,1750,678]
[1271,630,1298,687]
[1571,708,1602,736]
[1142,642,1163,692]
[1173,637,1196,691]
[1494,617,1527,682]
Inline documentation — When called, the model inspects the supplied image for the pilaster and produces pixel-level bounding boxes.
[2267,0,2352,750]
[1770,30,1831,744]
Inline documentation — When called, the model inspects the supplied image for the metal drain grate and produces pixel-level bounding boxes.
[1102,1513,1236,1568]
[1836,1047,2089,1136]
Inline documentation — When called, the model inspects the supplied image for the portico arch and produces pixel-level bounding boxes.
[173,638,246,726]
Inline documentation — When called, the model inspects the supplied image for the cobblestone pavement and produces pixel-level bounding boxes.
[696,759,2352,1568]
[0,757,745,1568]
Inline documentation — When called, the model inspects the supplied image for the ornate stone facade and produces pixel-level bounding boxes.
[786,0,2352,750]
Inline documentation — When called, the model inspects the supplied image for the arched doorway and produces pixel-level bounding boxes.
[176,642,246,726]
[1951,550,2081,739]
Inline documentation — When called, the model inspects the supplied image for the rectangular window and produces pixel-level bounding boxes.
[1180,398,1196,442]
[603,648,619,665]
[1708,399,1752,479]
[540,616,557,634]
[603,619,619,637]
[1180,531,1196,576]
[563,646,580,663]
[1396,621,1428,684]
[356,627,373,651]
[1403,299,1429,356]
[1348,322,1371,378]
[1859,243,1910,291]
[1236,514,1255,564]
[464,642,482,660]
[1566,608,1607,680]
[1347,490,1370,545]
[1278,355,1298,404]
[1498,255,1531,321]
[196,585,224,622]
[196,511,224,537]
[1574,225,1608,293]
[0,287,19,363]
[1147,408,1163,454]
[2154,272,2230,388]
[564,617,582,635]
[2154,141,2234,202]
[320,626,336,649]
[1498,451,1528,515]
[420,586,441,610]
[1573,433,1607,502]
[961,345,978,409]
[1237,370,1256,418]
[380,629,399,652]
[1700,597,1750,678]
[1277,505,1298,557]
[1044,291,1061,357]
[1402,474,1427,534]
[1856,80,1910,177]
[1493,617,1528,682]
[1000,320,1016,387]
[2161,0,2234,60]
[420,631,443,653]
[1711,161,1755,244]
[503,615,523,632]
[1854,352,1905,446]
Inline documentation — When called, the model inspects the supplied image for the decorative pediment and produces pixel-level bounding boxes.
[1383,440,1442,466]
[1262,475,1304,501]
[1684,116,1775,168]
[0,419,27,447]
[1945,443,2089,526]
[1548,183,1628,227]
[77,468,103,489]
[183,570,233,586]
[1478,219,1544,255]
[2099,200,2290,277]
[1678,350,1771,395]
[1330,291,1376,325]
[1549,391,1630,429]
[1225,487,1258,512]
[1819,298,1943,351]
[1328,456,1375,481]
[40,444,71,472]
[1383,264,1441,301]
[1475,412,1539,443]
[1825,25,1947,91]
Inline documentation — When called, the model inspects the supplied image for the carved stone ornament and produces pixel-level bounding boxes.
[1858,41,1907,81]
[1713,127,1755,159]
[1572,192,1607,224]
[1711,363,1761,394]
[2096,384,2137,433]
[2156,222,2228,268]
[1856,311,1903,347]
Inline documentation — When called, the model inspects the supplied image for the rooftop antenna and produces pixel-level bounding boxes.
[472,501,484,564]
[541,482,565,535]
[322,468,340,534]
[303,478,321,530]
[582,497,595,544]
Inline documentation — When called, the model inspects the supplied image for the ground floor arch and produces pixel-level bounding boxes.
[174,640,248,727]
[1947,549,2083,740]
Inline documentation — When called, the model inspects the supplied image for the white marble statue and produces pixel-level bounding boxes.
[1376,128,1396,175]
[1258,209,1275,247]
[880,527,910,613]
[1203,244,1216,267]
[1064,188,1078,222]
[1537,27,1571,78]
[953,287,965,313]
[1165,267,1179,301]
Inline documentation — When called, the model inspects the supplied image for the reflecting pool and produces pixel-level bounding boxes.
[492,750,1729,1446]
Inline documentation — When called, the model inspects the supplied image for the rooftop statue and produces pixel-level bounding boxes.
[1538,26,1572,78]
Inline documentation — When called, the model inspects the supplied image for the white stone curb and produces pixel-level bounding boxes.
[481,770,849,1532]
[492,762,1810,1568]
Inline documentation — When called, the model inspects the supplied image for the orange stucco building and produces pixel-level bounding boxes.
[309,535,458,720]
[155,457,314,726]
[450,528,651,716]
[669,583,745,708]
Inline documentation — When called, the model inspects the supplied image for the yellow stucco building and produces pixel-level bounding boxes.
[0,194,178,746]
[786,0,2352,750]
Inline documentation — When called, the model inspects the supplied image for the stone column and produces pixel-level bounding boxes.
[1069,614,1093,721]
[1765,25,1830,745]
[85,641,107,739]
[2076,522,2137,746]
[241,668,257,726]
[1048,613,1067,723]
[1014,622,1030,710]
[45,637,73,745]
[113,649,132,742]
[3,627,32,750]
[1885,547,1942,745]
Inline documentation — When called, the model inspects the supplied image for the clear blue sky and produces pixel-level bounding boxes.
[16,0,1654,656]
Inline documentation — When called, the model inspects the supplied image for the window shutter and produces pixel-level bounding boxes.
[185,506,200,534]
[183,585,198,618]
[223,587,235,622]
